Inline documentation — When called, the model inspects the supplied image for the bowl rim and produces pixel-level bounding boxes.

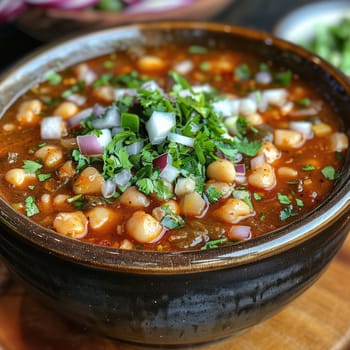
[1,21,350,274]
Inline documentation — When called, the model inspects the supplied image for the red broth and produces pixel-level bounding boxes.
[0,44,347,251]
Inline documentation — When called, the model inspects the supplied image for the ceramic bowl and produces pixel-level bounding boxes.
[1,22,350,346]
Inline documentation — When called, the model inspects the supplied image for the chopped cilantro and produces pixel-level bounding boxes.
[253,192,263,200]
[61,81,85,98]
[92,73,112,87]
[23,160,42,174]
[280,205,297,221]
[103,60,115,69]
[72,149,90,171]
[277,193,291,205]
[28,185,35,190]
[25,196,39,217]
[136,178,154,195]
[205,185,223,203]
[274,70,292,86]
[188,45,208,54]
[302,164,315,171]
[297,97,310,107]
[67,194,83,203]
[200,61,211,71]
[44,70,62,85]
[235,63,251,81]
[160,205,184,229]
[296,198,304,207]
[321,165,338,180]
[201,237,229,250]
[37,173,52,182]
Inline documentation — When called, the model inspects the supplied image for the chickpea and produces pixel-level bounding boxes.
[174,177,196,197]
[207,159,236,183]
[152,199,180,221]
[35,145,63,168]
[126,210,163,243]
[248,163,276,190]
[93,85,114,103]
[53,211,88,238]
[39,193,52,212]
[258,141,281,164]
[246,112,263,126]
[119,186,150,208]
[119,239,134,250]
[274,129,305,150]
[74,63,97,85]
[137,55,166,71]
[312,123,332,137]
[53,194,72,211]
[16,99,42,126]
[53,102,79,120]
[5,168,37,189]
[328,132,349,152]
[86,206,122,234]
[180,192,206,217]
[277,166,298,178]
[213,198,252,224]
[73,167,104,195]
[205,181,233,198]
[58,160,76,179]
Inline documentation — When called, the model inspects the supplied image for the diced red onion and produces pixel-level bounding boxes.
[153,153,170,170]
[24,0,67,7]
[146,111,175,145]
[49,0,99,10]
[66,94,86,106]
[289,121,314,139]
[77,134,102,156]
[0,0,27,22]
[40,116,64,139]
[255,71,272,85]
[92,105,120,129]
[124,0,193,14]
[113,169,131,187]
[234,163,246,176]
[263,89,288,107]
[102,179,116,198]
[66,107,93,129]
[235,175,247,185]
[289,106,321,117]
[168,132,194,147]
[227,225,252,241]
[250,154,266,169]
[126,141,144,155]
[174,60,194,75]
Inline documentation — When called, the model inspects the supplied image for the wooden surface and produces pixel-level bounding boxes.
[0,235,349,350]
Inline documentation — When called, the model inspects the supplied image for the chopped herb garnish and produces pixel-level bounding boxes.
[296,198,304,207]
[44,70,62,85]
[297,97,310,107]
[160,205,184,229]
[205,185,223,203]
[72,149,91,171]
[28,185,35,190]
[188,45,208,54]
[37,173,52,182]
[23,160,42,174]
[235,63,251,81]
[274,70,292,86]
[302,164,315,171]
[253,192,263,200]
[121,112,140,132]
[25,196,39,217]
[201,237,229,250]
[280,205,297,221]
[321,165,338,180]
[277,193,291,205]
[61,81,85,98]
[67,194,83,203]
[200,61,211,71]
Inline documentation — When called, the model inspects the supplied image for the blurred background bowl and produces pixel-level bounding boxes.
[15,0,234,41]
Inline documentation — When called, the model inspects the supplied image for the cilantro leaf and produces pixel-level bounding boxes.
[321,165,338,180]
[277,193,291,205]
[136,178,154,195]
[205,185,223,203]
[44,70,62,85]
[235,63,251,81]
[280,205,297,221]
[23,160,42,174]
[25,196,39,217]
[302,164,315,171]
[37,173,52,182]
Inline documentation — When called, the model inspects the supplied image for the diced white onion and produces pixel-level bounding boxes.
[66,107,93,129]
[173,60,194,75]
[102,179,116,198]
[168,132,194,147]
[77,134,102,156]
[114,88,137,100]
[96,129,112,148]
[289,121,314,139]
[141,80,164,94]
[239,98,257,116]
[126,141,144,155]
[255,71,272,85]
[41,116,64,139]
[263,89,288,107]
[111,127,124,136]
[92,105,120,129]
[146,111,176,145]
[159,164,180,183]
[114,169,132,187]
[212,99,240,117]
[250,154,266,169]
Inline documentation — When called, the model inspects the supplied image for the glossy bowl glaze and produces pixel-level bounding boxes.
[1,22,350,346]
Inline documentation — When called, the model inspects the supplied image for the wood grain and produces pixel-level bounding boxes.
[0,235,349,350]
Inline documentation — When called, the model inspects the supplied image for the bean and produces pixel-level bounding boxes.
[180,192,206,217]
[312,123,332,137]
[258,141,281,163]
[329,132,349,152]
[277,166,298,178]
[274,129,305,149]
[137,55,166,71]
[53,211,88,238]
[119,186,150,208]
[174,177,196,197]
[248,163,276,190]
[16,99,42,126]
[126,210,163,243]
[58,160,76,179]
[86,206,121,234]
[5,168,36,189]
[54,102,79,120]
[213,198,252,224]
[207,159,236,183]
[152,199,180,221]
[73,166,104,195]
[35,145,63,168]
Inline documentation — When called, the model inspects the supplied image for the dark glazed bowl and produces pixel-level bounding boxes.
[1,22,350,346]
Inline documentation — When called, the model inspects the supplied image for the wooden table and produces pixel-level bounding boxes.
[0,235,349,350]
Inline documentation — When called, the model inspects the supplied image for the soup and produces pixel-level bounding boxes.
[0,43,347,251]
